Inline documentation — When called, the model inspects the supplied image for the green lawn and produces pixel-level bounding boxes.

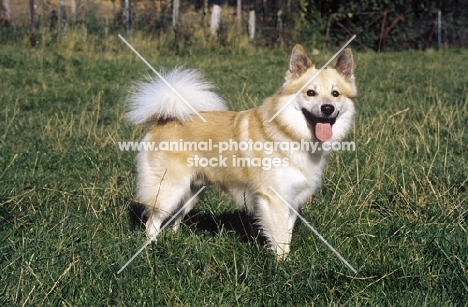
[1,41,467,306]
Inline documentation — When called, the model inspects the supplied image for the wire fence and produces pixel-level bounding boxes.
[2,6,468,51]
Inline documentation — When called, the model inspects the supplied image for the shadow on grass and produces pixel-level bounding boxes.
[128,200,265,245]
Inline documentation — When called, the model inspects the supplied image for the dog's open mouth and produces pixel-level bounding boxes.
[302,108,337,142]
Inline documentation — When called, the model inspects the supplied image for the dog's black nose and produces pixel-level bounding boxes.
[321,104,335,116]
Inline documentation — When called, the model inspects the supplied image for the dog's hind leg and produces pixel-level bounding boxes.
[142,178,192,240]
[137,159,195,241]
[169,181,206,232]
[139,170,206,241]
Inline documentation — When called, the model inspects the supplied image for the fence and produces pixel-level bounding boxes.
[1,2,468,51]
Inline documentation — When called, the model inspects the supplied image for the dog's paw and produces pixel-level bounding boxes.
[145,222,160,242]
[273,243,291,260]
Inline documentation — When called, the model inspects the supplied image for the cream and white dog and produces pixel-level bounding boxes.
[126,45,356,258]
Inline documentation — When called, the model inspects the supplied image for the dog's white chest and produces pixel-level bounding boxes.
[270,152,326,206]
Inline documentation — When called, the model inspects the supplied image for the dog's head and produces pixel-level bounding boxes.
[277,45,356,143]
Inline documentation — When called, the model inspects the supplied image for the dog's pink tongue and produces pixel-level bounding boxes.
[315,123,333,142]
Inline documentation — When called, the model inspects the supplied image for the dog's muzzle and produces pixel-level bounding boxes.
[301,108,337,127]
[302,106,338,142]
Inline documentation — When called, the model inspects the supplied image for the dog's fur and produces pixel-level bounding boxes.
[126,45,356,258]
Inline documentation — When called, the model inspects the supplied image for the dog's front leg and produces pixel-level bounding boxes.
[256,193,294,259]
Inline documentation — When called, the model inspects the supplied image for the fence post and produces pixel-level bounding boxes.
[105,18,108,39]
[60,0,66,32]
[211,4,221,36]
[173,0,180,50]
[29,0,36,47]
[124,0,130,37]
[277,9,284,47]
[173,0,179,32]
[437,10,441,49]
[202,0,208,27]
[70,0,76,24]
[248,10,255,41]
[237,0,241,24]
[1,0,11,25]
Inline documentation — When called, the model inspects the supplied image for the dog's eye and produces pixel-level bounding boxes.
[332,90,340,97]
[306,90,317,97]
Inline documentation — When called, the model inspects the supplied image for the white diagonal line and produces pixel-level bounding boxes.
[117,186,206,274]
[118,34,207,123]
[268,35,356,123]
[268,186,358,274]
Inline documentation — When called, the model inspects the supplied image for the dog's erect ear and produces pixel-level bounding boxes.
[334,48,355,79]
[288,44,312,77]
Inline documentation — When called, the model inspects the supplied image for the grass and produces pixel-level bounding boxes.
[0,39,467,306]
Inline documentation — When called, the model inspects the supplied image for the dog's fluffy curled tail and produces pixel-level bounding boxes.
[126,68,227,124]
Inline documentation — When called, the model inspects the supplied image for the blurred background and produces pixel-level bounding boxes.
[2,0,468,52]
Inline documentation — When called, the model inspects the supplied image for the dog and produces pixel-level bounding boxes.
[126,45,356,258]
